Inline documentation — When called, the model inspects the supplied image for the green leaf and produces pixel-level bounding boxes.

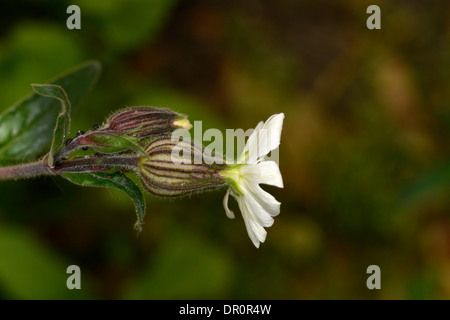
[0,61,101,165]
[31,84,71,166]
[62,171,146,230]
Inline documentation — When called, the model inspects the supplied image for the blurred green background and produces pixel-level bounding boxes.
[0,0,450,299]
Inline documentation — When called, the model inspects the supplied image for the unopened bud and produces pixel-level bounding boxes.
[139,137,227,197]
[105,106,191,138]
[172,118,193,131]
[55,107,191,162]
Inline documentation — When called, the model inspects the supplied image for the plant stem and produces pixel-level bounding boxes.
[0,160,54,181]
[0,155,141,180]
[53,155,140,174]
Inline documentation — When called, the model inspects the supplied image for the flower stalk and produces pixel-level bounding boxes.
[53,155,140,174]
[0,154,140,179]
[0,159,54,181]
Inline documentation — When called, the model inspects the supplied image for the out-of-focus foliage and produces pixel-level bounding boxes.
[0,0,449,299]
[0,225,92,299]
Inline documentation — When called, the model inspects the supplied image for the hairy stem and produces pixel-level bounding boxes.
[0,160,54,181]
[0,154,141,180]
[53,155,140,174]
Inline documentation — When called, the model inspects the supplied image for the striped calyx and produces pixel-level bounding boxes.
[105,106,192,139]
[139,137,227,197]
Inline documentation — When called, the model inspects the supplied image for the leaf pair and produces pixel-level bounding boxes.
[0,61,146,229]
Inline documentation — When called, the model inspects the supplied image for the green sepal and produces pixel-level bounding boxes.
[87,133,151,162]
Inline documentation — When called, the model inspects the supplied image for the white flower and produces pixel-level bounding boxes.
[220,113,284,248]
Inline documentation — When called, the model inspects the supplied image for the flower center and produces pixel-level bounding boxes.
[219,164,246,196]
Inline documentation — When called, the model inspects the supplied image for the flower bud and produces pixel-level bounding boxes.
[139,137,227,197]
[105,106,192,138]
[55,107,191,162]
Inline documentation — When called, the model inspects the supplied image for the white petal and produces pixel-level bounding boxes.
[247,183,281,217]
[240,161,284,188]
[239,113,284,164]
[243,188,275,227]
[241,120,264,164]
[237,196,267,248]
[255,113,285,159]
[223,188,235,219]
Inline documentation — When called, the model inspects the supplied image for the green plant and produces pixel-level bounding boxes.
[0,61,284,248]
